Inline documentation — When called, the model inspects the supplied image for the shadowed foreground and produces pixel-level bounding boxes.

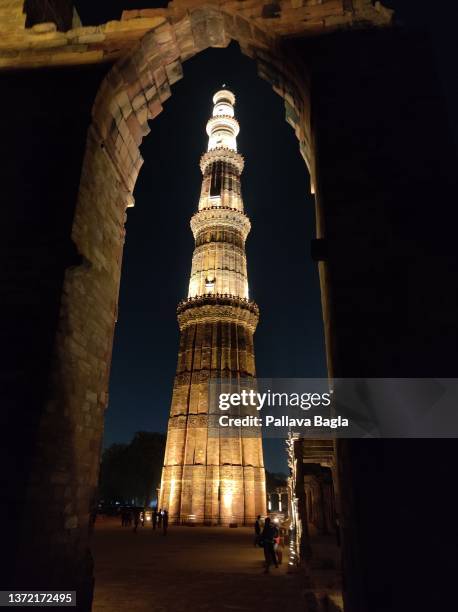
[93,519,305,612]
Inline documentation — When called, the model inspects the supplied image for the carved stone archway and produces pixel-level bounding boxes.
[12,9,321,607]
[3,3,424,611]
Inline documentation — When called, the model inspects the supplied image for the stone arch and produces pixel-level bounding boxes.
[7,3,456,610]
[91,7,312,199]
[31,7,316,604]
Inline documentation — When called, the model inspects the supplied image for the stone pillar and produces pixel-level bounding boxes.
[287,27,458,612]
[294,440,312,565]
[317,474,328,534]
[1,63,112,610]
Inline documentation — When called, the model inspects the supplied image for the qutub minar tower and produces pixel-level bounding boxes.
[159,89,266,524]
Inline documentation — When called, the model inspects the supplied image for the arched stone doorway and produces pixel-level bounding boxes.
[11,9,323,608]
[5,2,458,611]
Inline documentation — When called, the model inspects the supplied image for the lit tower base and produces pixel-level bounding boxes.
[159,89,266,525]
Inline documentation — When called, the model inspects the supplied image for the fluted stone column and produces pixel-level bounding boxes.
[159,89,266,524]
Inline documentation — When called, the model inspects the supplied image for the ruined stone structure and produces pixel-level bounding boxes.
[2,2,458,611]
[288,439,334,543]
[288,437,337,537]
[287,436,341,608]
[159,89,266,524]
[267,486,288,513]
[289,438,336,534]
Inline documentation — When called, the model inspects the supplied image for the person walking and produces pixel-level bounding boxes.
[152,507,158,530]
[158,508,163,529]
[254,515,261,546]
[162,509,169,536]
[133,508,140,533]
[261,517,278,573]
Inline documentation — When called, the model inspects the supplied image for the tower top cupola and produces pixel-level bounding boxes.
[206,88,239,152]
[213,89,235,106]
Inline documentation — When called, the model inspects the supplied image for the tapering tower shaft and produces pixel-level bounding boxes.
[159,90,266,525]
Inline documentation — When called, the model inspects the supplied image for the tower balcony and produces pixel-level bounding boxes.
[206,115,239,136]
[200,148,244,174]
[190,206,251,240]
[206,115,240,151]
[176,294,259,333]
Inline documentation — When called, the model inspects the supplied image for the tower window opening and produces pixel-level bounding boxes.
[210,162,223,196]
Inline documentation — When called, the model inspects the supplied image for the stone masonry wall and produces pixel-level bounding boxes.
[3,8,310,605]
[1,1,395,609]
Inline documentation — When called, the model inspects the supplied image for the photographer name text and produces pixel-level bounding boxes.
[218,414,349,429]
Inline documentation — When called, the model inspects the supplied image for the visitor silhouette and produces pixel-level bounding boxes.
[133,509,140,533]
[261,517,278,573]
[254,515,261,546]
[162,509,169,535]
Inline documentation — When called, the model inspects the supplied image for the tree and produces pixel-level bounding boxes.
[98,432,166,506]
[98,443,130,504]
[126,431,166,506]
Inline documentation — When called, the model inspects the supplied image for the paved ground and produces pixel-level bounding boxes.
[92,518,306,612]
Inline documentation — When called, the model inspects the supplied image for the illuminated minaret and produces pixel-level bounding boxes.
[159,89,266,525]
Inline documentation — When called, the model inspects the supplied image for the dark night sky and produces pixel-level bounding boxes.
[75,1,458,473]
[107,45,324,474]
